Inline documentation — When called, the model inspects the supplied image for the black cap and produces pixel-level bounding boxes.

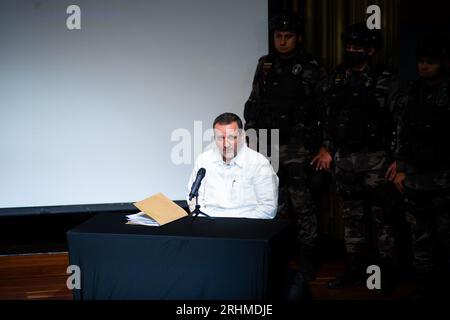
[417,34,450,63]
[269,12,303,35]
[341,22,383,50]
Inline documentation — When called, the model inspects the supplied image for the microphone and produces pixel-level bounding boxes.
[189,168,206,201]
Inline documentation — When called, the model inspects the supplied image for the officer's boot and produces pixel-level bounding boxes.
[374,257,396,296]
[327,252,365,289]
[411,273,435,300]
[299,245,316,282]
[286,271,312,300]
[285,245,316,300]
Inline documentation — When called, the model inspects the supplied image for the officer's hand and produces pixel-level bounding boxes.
[385,162,397,181]
[311,147,332,171]
[393,172,405,193]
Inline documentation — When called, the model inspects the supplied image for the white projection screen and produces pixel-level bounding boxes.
[0,0,268,210]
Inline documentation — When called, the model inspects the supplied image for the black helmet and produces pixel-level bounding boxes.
[416,34,450,64]
[341,22,383,50]
[269,12,303,35]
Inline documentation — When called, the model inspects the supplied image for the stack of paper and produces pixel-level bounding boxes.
[126,212,159,226]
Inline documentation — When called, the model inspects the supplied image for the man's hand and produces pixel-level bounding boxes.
[311,147,332,171]
[385,161,397,181]
[393,172,405,193]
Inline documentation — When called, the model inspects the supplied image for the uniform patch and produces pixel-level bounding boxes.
[263,62,272,72]
[365,77,374,87]
[436,88,449,107]
[425,94,435,105]
[292,64,303,75]
[334,74,345,85]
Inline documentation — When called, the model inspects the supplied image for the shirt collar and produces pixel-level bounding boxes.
[212,144,247,168]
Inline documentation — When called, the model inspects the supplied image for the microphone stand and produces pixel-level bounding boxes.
[191,195,214,221]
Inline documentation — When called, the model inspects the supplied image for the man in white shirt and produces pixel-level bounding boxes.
[187,113,279,219]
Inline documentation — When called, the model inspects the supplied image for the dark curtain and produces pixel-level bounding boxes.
[269,0,399,241]
[270,0,400,72]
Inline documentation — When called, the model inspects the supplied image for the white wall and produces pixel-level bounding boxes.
[0,0,267,208]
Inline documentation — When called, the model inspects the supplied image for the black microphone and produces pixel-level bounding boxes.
[189,168,206,201]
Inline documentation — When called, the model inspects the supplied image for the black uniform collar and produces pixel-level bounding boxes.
[344,63,371,78]
[418,74,449,89]
[272,49,307,63]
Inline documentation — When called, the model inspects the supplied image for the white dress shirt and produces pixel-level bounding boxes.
[187,144,279,219]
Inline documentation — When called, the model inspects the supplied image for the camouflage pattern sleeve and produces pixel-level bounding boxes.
[319,75,334,154]
[392,86,411,172]
[312,64,328,151]
[244,57,266,130]
[290,58,328,151]
[377,71,399,159]
[311,63,328,99]
[387,78,409,159]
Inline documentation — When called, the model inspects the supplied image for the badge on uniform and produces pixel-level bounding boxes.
[364,77,373,87]
[334,74,344,85]
[292,64,303,75]
[425,94,435,105]
[263,62,272,72]
[436,88,449,107]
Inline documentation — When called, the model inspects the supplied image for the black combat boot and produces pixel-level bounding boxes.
[286,271,312,300]
[374,258,396,296]
[327,253,366,289]
[299,245,316,282]
[285,245,316,300]
[411,273,438,300]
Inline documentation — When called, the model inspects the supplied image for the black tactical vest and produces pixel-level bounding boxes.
[405,79,450,169]
[327,66,392,152]
[258,52,319,146]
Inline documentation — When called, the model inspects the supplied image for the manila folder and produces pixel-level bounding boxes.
[133,193,188,226]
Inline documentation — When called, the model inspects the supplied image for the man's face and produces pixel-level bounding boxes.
[274,31,300,55]
[345,44,366,53]
[344,43,375,68]
[417,57,442,79]
[214,122,243,163]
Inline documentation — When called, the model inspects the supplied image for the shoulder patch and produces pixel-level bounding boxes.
[258,55,269,63]
[263,62,273,73]
[334,73,345,84]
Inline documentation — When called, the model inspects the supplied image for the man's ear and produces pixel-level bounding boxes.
[367,47,376,57]
[297,34,303,44]
[239,129,246,143]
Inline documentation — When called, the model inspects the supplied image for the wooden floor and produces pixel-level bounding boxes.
[308,262,415,300]
[0,253,415,300]
[0,253,72,300]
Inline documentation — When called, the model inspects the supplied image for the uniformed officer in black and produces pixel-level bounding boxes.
[394,34,450,299]
[314,23,400,292]
[244,12,327,298]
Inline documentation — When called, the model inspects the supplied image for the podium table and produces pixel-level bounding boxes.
[67,212,290,300]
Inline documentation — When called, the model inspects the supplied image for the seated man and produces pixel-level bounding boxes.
[187,112,278,219]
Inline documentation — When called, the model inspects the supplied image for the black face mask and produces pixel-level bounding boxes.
[344,51,368,66]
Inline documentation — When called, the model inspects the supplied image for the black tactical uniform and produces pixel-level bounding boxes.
[244,12,327,293]
[395,34,450,298]
[323,23,400,291]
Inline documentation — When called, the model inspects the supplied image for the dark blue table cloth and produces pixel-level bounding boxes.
[67,212,290,300]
